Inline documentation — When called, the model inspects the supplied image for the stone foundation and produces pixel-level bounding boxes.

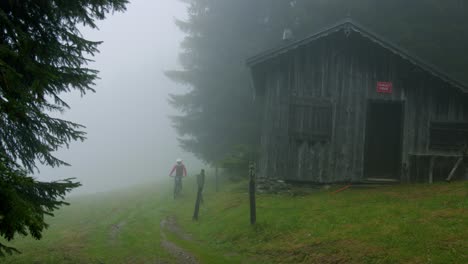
[256,176,291,194]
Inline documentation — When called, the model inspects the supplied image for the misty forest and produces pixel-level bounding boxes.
[1,0,467,263]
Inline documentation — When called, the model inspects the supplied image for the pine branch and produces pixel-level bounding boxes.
[0,0,127,257]
[0,157,81,256]
[0,243,20,257]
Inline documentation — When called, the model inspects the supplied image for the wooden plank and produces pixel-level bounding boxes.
[290,97,332,107]
[249,163,256,225]
[366,178,399,183]
[446,156,463,182]
[428,156,435,184]
[408,153,462,158]
[416,156,420,182]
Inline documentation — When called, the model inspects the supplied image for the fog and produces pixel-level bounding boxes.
[35,0,202,195]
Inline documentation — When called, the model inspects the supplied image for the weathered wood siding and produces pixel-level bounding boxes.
[253,30,468,183]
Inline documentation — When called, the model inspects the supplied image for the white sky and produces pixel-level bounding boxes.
[35,0,202,194]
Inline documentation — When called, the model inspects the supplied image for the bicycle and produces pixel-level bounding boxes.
[173,176,182,199]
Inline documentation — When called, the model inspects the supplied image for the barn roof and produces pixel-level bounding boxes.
[247,18,468,93]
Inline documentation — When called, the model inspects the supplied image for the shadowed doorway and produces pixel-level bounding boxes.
[364,101,404,181]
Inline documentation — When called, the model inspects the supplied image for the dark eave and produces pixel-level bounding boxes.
[247,18,468,93]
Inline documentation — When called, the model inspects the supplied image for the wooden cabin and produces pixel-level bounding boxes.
[248,19,468,184]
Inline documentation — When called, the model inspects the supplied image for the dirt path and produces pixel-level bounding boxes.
[160,217,199,264]
[109,221,127,243]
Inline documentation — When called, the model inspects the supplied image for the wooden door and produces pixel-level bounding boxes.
[364,101,404,181]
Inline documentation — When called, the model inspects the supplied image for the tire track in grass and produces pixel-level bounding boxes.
[109,221,127,244]
[160,216,199,264]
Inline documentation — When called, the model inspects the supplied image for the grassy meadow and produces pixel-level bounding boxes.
[1,175,467,263]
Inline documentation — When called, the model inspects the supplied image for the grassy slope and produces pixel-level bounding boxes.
[1,176,467,264]
[2,183,177,263]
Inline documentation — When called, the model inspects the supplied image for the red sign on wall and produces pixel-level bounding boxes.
[377,82,393,94]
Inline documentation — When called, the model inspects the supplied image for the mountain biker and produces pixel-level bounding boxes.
[169,159,187,194]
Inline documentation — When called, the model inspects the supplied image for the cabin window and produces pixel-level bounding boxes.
[429,122,468,150]
[290,100,332,141]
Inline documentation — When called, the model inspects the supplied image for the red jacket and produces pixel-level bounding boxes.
[169,163,187,177]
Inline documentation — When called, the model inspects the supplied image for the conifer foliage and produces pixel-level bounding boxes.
[0,0,127,255]
[168,0,271,164]
[170,0,468,167]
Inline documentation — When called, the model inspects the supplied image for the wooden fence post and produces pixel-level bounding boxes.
[193,169,205,221]
[215,165,219,192]
[446,157,463,182]
[249,162,256,225]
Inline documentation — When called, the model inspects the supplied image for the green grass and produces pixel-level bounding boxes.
[1,176,467,264]
[170,178,468,264]
[1,183,176,263]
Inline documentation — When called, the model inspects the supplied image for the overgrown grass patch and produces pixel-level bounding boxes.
[170,178,467,264]
[1,183,175,263]
[2,175,466,263]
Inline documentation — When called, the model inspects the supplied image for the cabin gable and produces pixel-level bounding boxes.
[250,20,468,184]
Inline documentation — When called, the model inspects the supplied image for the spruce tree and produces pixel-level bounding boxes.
[0,0,127,255]
[168,0,270,164]
[170,0,468,169]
